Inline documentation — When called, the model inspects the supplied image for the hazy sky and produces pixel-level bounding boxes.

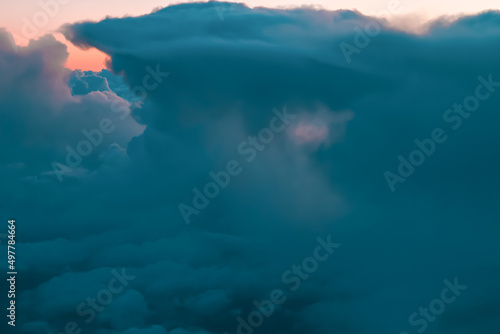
[1,0,499,70]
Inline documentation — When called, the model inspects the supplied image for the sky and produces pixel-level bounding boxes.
[1,1,500,334]
[1,0,499,69]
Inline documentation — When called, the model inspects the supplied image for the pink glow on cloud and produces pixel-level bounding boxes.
[294,122,329,145]
[1,0,498,70]
[289,109,354,149]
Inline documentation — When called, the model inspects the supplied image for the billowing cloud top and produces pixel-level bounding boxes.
[1,2,500,334]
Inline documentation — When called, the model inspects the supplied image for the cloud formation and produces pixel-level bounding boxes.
[1,3,500,334]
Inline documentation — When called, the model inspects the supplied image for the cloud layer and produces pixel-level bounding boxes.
[1,3,500,334]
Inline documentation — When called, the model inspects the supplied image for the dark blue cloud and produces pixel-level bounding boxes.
[69,70,112,95]
[1,3,500,334]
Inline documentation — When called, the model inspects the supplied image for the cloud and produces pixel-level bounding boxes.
[0,32,142,180]
[1,3,500,334]
[69,70,112,95]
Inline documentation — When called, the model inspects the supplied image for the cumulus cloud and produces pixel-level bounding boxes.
[0,32,143,181]
[1,2,500,334]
